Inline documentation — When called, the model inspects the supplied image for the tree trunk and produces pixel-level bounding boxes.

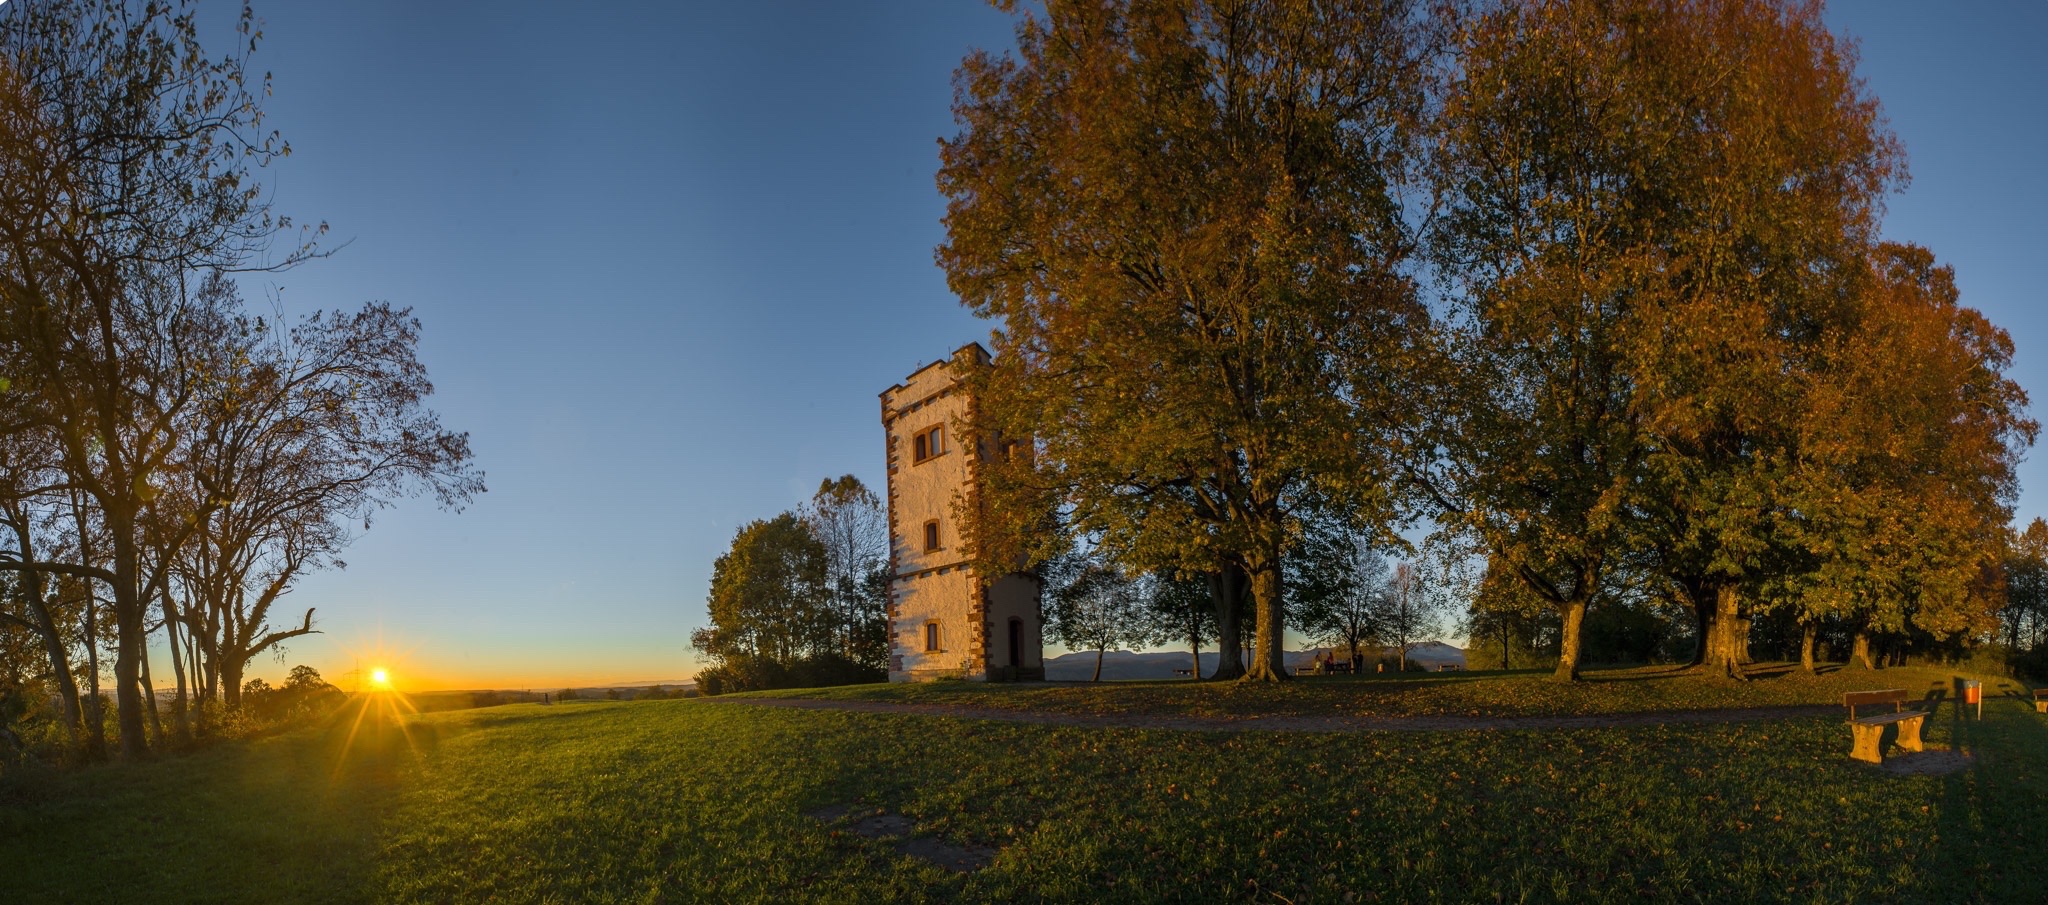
[83,598,107,758]
[1553,597,1587,682]
[1851,631,1875,669]
[138,636,163,747]
[1092,647,1104,682]
[1799,622,1818,673]
[160,592,191,741]
[24,586,85,745]
[1734,614,1754,665]
[1242,562,1287,682]
[222,655,245,710]
[1700,583,1747,680]
[109,524,149,757]
[1206,565,1247,680]
[5,516,86,745]
[1688,599,1712,667]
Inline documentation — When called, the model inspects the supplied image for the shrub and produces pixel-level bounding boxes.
[695,653,883,696]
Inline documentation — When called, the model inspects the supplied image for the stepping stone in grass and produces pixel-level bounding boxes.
[806,806,999,873]
[1878,748,1976,777]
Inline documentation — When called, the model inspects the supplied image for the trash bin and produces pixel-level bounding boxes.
[1962,680,1982,705]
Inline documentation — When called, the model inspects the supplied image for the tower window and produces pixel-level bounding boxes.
[912,425,943,463]
[923,520,941,552]
[925,621,941,652]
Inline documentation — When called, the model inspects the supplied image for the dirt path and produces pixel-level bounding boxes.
[710,696,1841,733]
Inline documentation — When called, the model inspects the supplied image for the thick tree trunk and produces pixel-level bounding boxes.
[1799,622,1818,673]
[1700,583,1747,680]
[1206,565,1247,680]
[1851,631,1875,669]
[109,524,149,757]
[222,656,245,710]
[1553,598,1588,682]
[1242,563,1287,682]
[1734,615,1754,665]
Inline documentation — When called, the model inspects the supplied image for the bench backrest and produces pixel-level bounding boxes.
[2036,688,2048,700]
[1844,689,1911,718]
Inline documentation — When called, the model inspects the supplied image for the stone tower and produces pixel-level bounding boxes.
[879,343,1044,682]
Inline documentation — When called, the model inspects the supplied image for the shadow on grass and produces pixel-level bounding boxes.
[0,694,445,904]
[1917,691,2048,899]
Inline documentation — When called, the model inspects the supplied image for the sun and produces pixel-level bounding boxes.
[370,667,391,688]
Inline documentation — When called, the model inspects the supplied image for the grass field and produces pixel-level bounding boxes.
[3,668,2044,903]
[743,663,2034,721]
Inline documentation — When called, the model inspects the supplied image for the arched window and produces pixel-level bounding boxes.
[923,520,941,552]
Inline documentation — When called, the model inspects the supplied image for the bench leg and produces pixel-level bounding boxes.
[1849,723,1884,765]
[1896,716,1924,753]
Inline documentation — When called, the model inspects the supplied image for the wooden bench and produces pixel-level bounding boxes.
[1172,667,1195,678]
[1843,689,1927,765]
[2035,688,2046,714]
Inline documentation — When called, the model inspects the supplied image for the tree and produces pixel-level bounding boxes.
[1424,0,1899,681]
[160,298,477,715]
[2005,520,2048,652]
[1144,571,1215,679]
[1047,561,1163,682]
[0,0,320,755]
[1378,563,1444,672]
[1293,530,1390,673]
[1775,244,2033,670]
[693,514,834,668]
[800,476,889,671]
[939,0,1434,681]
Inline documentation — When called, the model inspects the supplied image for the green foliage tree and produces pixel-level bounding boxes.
[1144,572,1215,679]
[1291,529,1390,673]
[1425,0,1901,680]
[939,0,1434,681]
[1048,561,1164,682]
[2004,520,2048,652]
[692,512,886,694]
[693,514,833,668]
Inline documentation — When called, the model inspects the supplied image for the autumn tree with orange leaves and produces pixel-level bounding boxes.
[939,0,1437,680]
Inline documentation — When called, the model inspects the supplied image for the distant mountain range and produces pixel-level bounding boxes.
[1045,642,1466,681]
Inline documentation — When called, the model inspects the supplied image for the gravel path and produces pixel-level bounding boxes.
[709,696,1842,733]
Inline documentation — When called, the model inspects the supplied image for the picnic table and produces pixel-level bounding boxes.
[2035,688,2047,714]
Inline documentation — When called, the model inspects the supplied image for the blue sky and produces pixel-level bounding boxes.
[191,2,2048,689]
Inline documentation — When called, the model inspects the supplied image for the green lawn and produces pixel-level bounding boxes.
[3,676,2045,903]
[741,663,2032,721]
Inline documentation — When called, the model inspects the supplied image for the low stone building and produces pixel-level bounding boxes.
[879,344,1044,682]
